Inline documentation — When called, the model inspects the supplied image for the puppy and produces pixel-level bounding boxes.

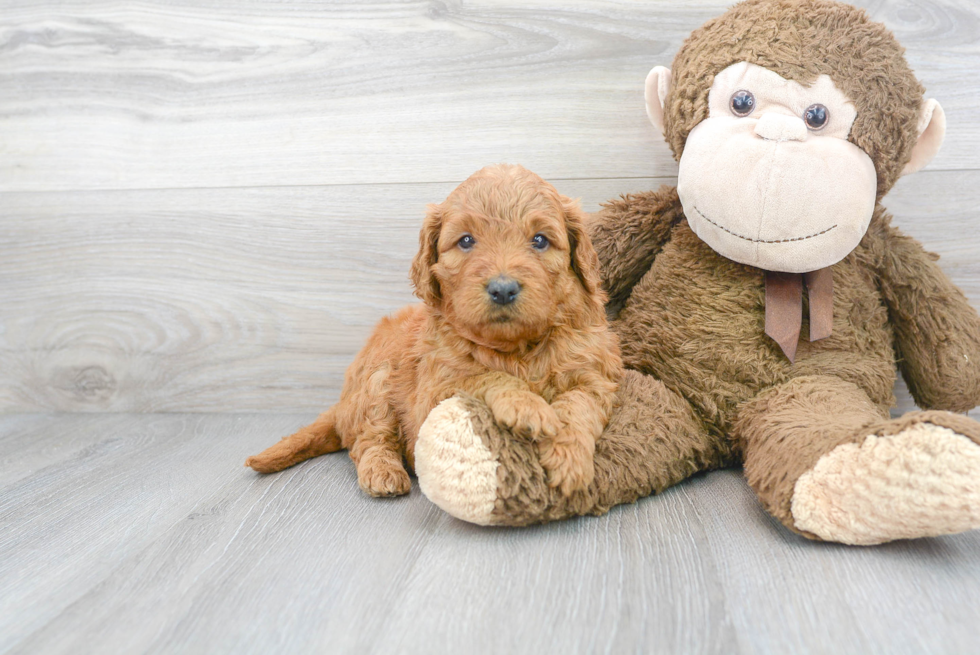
[245,164,621,496]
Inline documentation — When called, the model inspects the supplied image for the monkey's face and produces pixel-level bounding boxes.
[676,62,877,273]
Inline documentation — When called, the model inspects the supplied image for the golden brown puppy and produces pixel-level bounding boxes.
[245,164,621,496]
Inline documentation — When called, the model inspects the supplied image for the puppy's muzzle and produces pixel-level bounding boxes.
[487,276,521,306]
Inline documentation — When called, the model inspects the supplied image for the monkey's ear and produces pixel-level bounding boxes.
[410,203,443,305]
[645,66,672,136]
[901,99,945,177]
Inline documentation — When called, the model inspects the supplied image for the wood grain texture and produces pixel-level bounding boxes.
[1,413,979,654]
[2,171,978,413]
[1,0,979,192]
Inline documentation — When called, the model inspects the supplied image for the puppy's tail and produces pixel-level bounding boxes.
[245,407,344,473]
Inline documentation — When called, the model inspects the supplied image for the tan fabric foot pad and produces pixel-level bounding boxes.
[792,422,980,545]
[415,397,499,526]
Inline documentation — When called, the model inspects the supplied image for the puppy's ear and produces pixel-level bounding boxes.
[410,202,443,305]
[562,196,602,299]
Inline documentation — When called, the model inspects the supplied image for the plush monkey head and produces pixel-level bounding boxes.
[645,0,946,273]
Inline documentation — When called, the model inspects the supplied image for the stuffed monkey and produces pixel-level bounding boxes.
[413,0,980,544]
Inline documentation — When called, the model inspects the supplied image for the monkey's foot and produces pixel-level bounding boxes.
[415,397,501,525]
[792,414,980,545]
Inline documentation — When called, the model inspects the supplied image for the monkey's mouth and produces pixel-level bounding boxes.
[694,206,837,244]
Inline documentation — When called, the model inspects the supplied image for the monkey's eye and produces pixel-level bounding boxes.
[457,234,476,251]
[804,104,829,130]
[730,90,755,117]
[531,234,550,251]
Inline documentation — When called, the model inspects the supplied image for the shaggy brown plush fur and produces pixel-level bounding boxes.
[413,0,980,540]
[481,370,733,525]
[245,164,621,496]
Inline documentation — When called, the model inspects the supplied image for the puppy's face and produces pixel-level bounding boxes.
[411,165,602,350]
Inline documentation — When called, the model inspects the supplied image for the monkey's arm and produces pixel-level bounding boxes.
[871,214,980,412]
[588,185,686,312]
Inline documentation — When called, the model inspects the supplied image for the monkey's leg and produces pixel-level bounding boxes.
[734,375,980,545]
[414,370,730,526]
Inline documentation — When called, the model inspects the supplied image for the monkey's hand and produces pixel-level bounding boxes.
[875,218,980,412]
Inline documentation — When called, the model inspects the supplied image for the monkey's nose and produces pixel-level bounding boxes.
[754,113,807,142]
[487,276,521,306]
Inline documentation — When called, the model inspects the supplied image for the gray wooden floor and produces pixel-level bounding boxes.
[3,413,980,655]
[3,0,980,653]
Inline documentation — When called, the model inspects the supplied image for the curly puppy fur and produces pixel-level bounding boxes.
[246,164,622,496]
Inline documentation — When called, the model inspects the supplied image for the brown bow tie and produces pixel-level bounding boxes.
[764,268,833,363]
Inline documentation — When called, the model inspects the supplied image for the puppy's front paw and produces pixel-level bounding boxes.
[488,390,560,440]
[538,436,595,496]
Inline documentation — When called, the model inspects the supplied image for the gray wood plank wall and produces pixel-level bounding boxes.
[2,0,979,414]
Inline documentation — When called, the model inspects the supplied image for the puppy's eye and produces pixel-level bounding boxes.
[531,234,550,251]
[730,90,755,117]
[457,234,475,251]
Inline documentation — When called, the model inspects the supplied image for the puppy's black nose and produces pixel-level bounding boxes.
[487,276,521,306]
